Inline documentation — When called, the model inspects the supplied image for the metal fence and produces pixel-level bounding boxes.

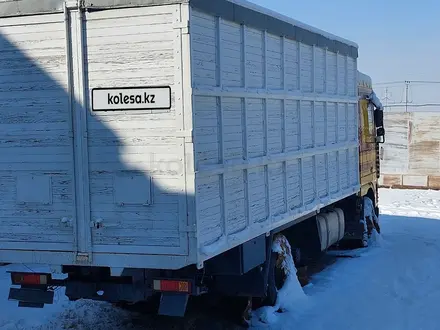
[379,111,440,189]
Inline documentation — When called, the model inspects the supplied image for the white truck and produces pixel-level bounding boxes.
[1,0,384,323]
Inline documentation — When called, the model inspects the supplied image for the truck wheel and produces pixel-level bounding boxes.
[265,234,293,309]
[361,197,380,247]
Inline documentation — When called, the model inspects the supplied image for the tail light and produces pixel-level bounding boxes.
[11,273,50,286]
[153,279,191,294]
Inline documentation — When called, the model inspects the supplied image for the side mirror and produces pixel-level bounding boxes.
[376,127,385,144]
[374,109,384,128]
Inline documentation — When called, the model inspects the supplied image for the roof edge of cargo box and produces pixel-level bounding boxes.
[357,70,373,89]
[0,0,358,58]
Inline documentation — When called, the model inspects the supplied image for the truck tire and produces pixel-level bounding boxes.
[361,197,380,247]
[265,234,293,309]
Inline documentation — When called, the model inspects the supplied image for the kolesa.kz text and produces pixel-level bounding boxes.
[107,92,156,105]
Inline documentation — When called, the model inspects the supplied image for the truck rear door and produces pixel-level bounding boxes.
[0,13,77,254]
[0,5,190,267]
[80,6,190,262]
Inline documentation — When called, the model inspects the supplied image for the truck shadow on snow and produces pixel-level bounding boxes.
[0,15,239,330]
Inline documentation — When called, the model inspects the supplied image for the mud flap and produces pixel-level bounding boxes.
[158,292,189,317]
[9,287,54,307]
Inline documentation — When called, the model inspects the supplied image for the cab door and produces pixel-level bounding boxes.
[359,99,377,183]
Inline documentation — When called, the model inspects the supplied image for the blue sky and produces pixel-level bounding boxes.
[250,0,439,90]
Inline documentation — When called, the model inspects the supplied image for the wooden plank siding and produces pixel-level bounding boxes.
[190,9,360,259]
[380,112,440,190]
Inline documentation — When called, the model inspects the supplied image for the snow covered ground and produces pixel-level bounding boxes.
[2,188,440,329]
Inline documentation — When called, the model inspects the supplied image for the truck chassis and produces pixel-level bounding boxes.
[8,193,381,324]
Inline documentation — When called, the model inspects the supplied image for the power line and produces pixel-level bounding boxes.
[385,103,440,108]
[377,79,440,112]
[382,87,392,109]
[376,80,440,85]
[375,81,405,86]
[406,80,440,84]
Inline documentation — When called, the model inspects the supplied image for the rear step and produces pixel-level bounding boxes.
[9,288,54,308]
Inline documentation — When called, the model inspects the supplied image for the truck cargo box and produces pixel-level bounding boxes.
[0,0,360,270]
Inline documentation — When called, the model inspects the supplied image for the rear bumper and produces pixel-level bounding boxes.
[7,270,199,312]
[9,287,54,308]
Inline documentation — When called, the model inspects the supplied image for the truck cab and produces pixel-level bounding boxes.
[356,71,385,240]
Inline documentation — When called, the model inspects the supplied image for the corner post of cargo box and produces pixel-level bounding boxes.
[178,3,201,271]
[65,0,93,264]
[173,1,197,255]
[156,2,196,318]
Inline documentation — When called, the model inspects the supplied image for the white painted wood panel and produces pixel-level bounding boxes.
[285,100,300,151]
[316,154,328,198]
[266,34,283,90]
[84,5,188,256]
[315,48,326,93]
[315,102,326,147]
[347,57,357,97]
[327,51,337,95]
[338,103,348,142]
[349,147,359,186]
[246,98,265,158]
[0,14,75,252]
[328,151,339,193]
[339,150,349,189]
[248,166,269,223]
[224,171,247,234]
[193,96,220,166]
[286,159,302,209]
[267,99,283,154]
[337,54,347,95]
[245,27,265,89]
[348,103,358,142]
[327,102,337,144]
[300,44,313,93]
[284,39,299,91]
[196,175,222,246]
[221,20,244,88]
[222,97,244,161]
[300,101,313,149]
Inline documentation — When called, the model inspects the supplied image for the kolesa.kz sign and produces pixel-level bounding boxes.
[107,92,156,105]
[91,86,171,111]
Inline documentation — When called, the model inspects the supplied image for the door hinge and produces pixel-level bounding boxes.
[174,20,190,34]
[76,253,91,264]
[180,223,196,233]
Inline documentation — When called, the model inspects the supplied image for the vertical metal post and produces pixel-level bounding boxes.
[405,80,410,112]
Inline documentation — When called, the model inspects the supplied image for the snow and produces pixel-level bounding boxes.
[252,188,440,329]
[0,267,66,329]
[3,188,440,329]
[255,235,309,325]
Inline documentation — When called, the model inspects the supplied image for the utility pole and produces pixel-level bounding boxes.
[404,80,410,112]
[383,87,390,111]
